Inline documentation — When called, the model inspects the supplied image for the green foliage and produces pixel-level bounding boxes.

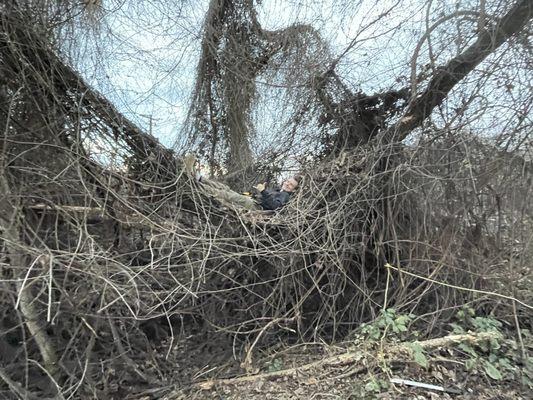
[350,377,389,399]
[359,309,415,341]
[408,342,429,368]
[453,306,503,334]
[365,377,389,393]
[483,360,503,380]
[266,358,283,373]
[452,307,530,385]
[357,309,429,369]
[352,307,531,392]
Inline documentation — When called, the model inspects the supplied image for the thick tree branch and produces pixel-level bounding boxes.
[0,174,60,380]
[0,11,178,174]
[314,69,410,151]
[194,332,499,390]
[385,0,532,142]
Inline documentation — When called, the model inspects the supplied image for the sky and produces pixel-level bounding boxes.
[69,0,531,158]
[72,0,427,146]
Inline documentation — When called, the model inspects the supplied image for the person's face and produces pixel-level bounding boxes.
[282,178,298,192]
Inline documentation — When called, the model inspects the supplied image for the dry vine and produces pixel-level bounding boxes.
[0,1,531,398]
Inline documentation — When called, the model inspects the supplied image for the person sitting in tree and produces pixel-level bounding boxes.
[183,154,300,211]
[255,176,300,211]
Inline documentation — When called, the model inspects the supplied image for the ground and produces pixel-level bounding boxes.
[116,311,532,400]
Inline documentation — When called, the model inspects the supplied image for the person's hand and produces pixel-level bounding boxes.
[255,182,266,192]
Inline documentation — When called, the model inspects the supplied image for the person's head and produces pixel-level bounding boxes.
[281,176,299,192]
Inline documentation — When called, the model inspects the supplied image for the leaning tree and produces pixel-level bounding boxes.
[0,0,531,398]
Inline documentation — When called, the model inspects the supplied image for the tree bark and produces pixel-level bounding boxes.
[0,10,178,181]
[384,0,532,143]
[0,174,60,380]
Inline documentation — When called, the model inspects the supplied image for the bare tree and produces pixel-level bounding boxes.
[0,1,531,398]
[188,0,328,187]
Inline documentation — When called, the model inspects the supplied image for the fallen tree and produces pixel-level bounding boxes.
[0,1,531,398]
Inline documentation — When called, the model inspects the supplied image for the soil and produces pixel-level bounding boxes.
[111,331,532,400]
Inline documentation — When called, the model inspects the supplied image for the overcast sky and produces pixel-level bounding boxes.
[71,1,428,145]
[69,0,530,157]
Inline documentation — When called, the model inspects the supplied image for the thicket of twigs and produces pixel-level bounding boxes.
[0,2,532,399]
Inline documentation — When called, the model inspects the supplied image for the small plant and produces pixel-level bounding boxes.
[365,377,389,393]
[452,306,503,334]
[266,358,284,373]
[359,309,415,341]
[408,342,429,368]
[349,377,389,399]
[356,309,428,369]
[452,306,530,385]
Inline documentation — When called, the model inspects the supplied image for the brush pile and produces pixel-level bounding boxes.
[0,7,531,400]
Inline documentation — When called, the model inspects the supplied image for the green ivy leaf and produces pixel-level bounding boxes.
[498,357,513,372]
[479,341,489,353]
[365,379,381,393]
[395,315,410,325]
[397,324,408,332]
[409,343,428,368]
[450,323,465,334]
[459,343,477,357]
[489,338,500,351]
[484,362,502,380]
[414,350,428,368]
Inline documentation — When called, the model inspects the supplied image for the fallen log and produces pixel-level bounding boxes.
[192,331,500,390]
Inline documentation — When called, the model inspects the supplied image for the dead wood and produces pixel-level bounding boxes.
[0,2,531,398]
[384,0,533,142]
[192,332,500,390]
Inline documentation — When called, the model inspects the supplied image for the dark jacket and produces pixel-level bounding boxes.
[260,188,291,210]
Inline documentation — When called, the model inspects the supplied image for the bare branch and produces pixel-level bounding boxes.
[385,0,532,142]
